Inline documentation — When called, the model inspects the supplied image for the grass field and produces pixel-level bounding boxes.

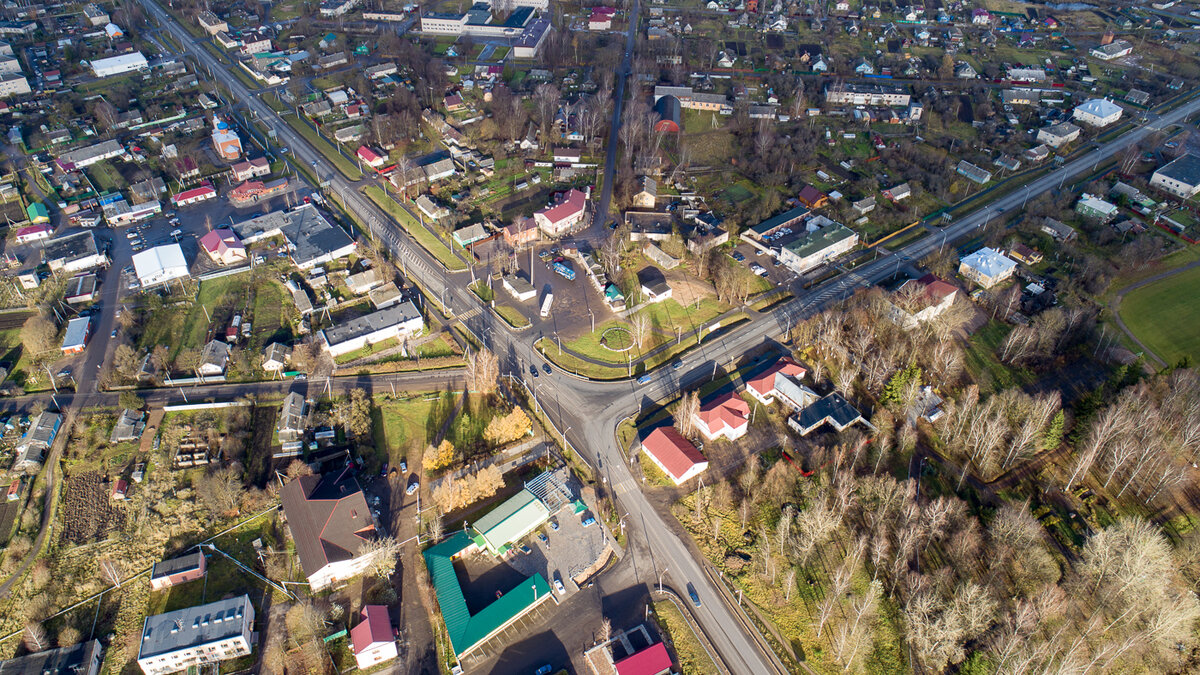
[281,113,363,181]
[495,305,531,328]
[1118,263,1200,366]
[363,186,467,271]
[371,394,453,463]
[139,274,288,361]
[651,600,718,674]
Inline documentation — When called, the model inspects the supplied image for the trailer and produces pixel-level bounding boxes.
[540,293,554,318]
[553,262,576,281]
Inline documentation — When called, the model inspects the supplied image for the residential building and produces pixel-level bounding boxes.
[54,139,123,171]
[798,185,829,208]
[15,224,51,244]
[692,392,750,441]
[149,552,207,591]
[788,393,867,436]
[90,52,148,78]
[262,343,291,372]
[41,233,109,275]
[320,302,424,357]
[357,146,386,168]
[229,178,290,207]
[778,220,858,275]
[369,283,402,309]
[416,195,449,221]
[83,3,111,25]
[199,229,247,265]
[533,188,587,236]
[1036,122,1081,148]
[231,205,356,269]
[62,316,91,354]
[351,606,397,669]
[452,223,488,247]
[640,426,708,485]
[231,157,271,181]
[633,177,656,208]
[503,218,540,248]
[194,341,229,379]
[883,183,911,202]
[346,269,383,295]
[1010,243,1043,265]
[745,357,814,410]
[1091,39,1133,60]
[0,73,30,97]
[109,408,145,443]
[12,412,61,472]
[824,83,911,106]
[321,0,362,16]
[1041,217,1077,242]
[0,640,103,675]
[136,596,254,675]
[277,392,307,449]
[888,274,958,328]
[241,37,273,56]
[281,473,383,589]
[132,244,190,288]
[1002,89,1041,106]
[1150,153,1200,198]
[637,266,672,303]
[1075,193,1120,221]
[1073,98,1122,127]
[1006,67,1046,81]
[958,247,1017,288]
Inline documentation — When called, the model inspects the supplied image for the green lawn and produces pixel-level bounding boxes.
[371,393,458,464]
[363,186,467,271]
[495,305,531,328]
[139,275,283,360]
[1119,263,1200,366]
[652,600,718,674]
[281,113,363,181]
[87,163,124,193]
[962,319,1035,394]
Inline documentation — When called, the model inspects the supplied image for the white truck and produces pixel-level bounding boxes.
[540,292,553,318]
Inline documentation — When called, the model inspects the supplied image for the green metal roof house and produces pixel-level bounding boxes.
[471,488,551,555]
[26,202,48,224]
[423,531,553,661]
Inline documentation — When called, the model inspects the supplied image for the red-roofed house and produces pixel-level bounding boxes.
[889,273,958,328]
[231,157,271,182]
[534,188,588,237]
[745,357,814,410]
[693,392,750,441]
[797,184,829,209]
[171,183,217,207]
[357,146,386,169]
[614,642,672,675]
[199,228,248,265]
[640,426,708,485]
[444,93,464,112]
[351,605,398,669]
[15,224,52,244]
[589,6,616,30]
[111,479,128,500]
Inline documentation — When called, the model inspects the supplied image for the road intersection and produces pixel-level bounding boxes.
[90,4,1200,671]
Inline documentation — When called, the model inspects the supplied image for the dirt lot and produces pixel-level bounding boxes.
[61,471,124,544]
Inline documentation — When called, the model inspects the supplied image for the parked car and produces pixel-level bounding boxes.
[530,365,539,377]
[406,479,419,495]
[537,532,549,546]
[553,576,565,595]
[399,459,407,473]
[549,518,559,531]
[535,666,553,675]
[581,516,596,527]
[750,263,768,276]
[671,360,682,370]
[110,330,117,338]
[519,544,532,554]
[542,363,552,375]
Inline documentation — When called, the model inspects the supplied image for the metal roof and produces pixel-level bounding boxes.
[471,488,550,553]
[137,595,251,660]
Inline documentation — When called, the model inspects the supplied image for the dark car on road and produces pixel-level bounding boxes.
[542,363,552,375]
[530,365,539,377]
[687,583,701,607]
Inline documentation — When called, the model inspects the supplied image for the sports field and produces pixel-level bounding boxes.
[1119,264,1200,366]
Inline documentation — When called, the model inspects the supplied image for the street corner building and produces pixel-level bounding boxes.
[135,595,255,675]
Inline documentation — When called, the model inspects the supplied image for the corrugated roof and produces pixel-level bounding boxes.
[423,531,553,657]
[471,489,549,553]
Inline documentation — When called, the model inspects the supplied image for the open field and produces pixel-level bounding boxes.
[371,394,454,464]
[1118,262,1200,366]
[651,599,718,674]
[363,186,467,271]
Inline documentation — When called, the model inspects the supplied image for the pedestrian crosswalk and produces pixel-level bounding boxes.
[456,307,481,322]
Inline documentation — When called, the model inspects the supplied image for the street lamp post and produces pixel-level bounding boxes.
[658,567,668,594]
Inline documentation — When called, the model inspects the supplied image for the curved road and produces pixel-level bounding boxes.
[119,4,1200,671]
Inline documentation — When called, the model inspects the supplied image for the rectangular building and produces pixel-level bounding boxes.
[62,316,92,354]
[320,302,423,356]
[825,83,911,106]
[0,639,103,675]
[136,596,255,675]
[778,220,858,275]
[1150,153,1200,198]
[149,552,207,591]
[90,52,148,78]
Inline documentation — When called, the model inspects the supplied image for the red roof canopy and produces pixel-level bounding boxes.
[614,642,672,675]
[642,427,706,481]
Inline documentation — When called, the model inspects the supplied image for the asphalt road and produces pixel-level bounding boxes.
[122,4,1200,672]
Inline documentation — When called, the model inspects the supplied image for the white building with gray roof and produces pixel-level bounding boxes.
[320,302,423,356]
[136,595,255,675]
[1151,153,1200,199]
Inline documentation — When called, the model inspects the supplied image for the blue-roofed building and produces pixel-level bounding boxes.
[958,247,1017,288]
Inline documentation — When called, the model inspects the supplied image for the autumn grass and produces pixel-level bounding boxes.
[961,319,1036,395]
[363,186,467,271]
[371,394,454,464]
[651,599,719,674]
[495,304,531,328]
[281,113,363,181]
[639,451,675,487]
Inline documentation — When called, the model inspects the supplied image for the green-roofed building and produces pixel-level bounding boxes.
[423,531,555,661]
[26,202,48,224]
[472,488,551,555]
[778,219,859,275]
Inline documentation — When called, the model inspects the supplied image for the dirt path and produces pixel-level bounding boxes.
[1107,257,1200,370]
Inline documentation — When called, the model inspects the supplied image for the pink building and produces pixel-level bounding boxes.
[351,606,398,669]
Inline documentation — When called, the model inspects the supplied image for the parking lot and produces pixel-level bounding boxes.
[505,501,614,597]
[728,240,796,287]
